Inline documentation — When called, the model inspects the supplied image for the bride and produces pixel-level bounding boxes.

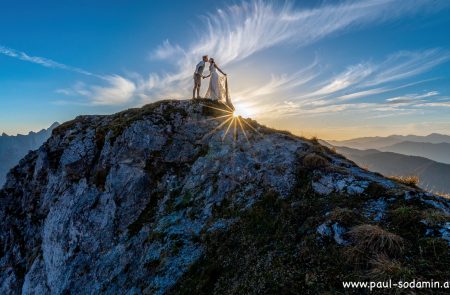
[204,58,234,110]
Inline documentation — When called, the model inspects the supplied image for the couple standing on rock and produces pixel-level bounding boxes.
[192,55,234,110]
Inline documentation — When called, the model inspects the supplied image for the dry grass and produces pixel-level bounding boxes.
[390,206,420,227]
[310,144,327,154]
[368,254,413,281]
[329,207,360,226]
[303,153,329,169]
[310,136,319,143]
[361,165,370,171]
[435,192,450,199]
[344,246,369,268]
[348,224,404,257]
[421,209,449,226]
[388,175,419,187]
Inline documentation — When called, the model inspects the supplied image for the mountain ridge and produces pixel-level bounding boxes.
[328,133,450,150]
[0,122,59,187]
[379,141,450,164]
[334,145,450,194]
[0,99,449,294]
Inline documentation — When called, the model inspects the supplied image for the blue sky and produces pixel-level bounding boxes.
[1,0,450,139]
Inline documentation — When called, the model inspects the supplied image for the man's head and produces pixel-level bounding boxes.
[202,55,208,62]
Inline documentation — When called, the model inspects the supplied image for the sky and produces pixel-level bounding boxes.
[1,0,450,140]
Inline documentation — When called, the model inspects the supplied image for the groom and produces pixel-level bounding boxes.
[192,55,208,99]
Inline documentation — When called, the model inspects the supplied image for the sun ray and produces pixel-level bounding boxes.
[241,118,263,137]
[202,116,234,140]
[222,117,235,140]
[234,117,264,167]
[222,102,235,113]
[233,115,238,141]
[200,103,233,114]
[198,101,263,168]
[198,113,232,123]
[236,117,250,144]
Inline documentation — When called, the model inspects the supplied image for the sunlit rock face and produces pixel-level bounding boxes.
[0,99,449,295]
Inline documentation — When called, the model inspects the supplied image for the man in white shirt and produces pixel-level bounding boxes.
[193,55,209,99]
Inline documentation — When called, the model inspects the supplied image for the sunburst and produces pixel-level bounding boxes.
[200,102,261,143]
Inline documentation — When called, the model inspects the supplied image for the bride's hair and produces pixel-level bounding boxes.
[209,58,215,64]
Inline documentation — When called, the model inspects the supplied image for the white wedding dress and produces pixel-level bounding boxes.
[205,64,234,109]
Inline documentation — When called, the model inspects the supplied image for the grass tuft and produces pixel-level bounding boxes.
[368,254,414,281]
[388,175,419,187]
[348,224,404,257]
[310,136,319,144]
[303,153,329,169]
[389,206,420,228]
[421,209,449,226]
[329,207,361,227]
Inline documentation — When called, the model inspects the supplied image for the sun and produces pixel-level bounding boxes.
[200,101,262,142]
[232,103,254,118]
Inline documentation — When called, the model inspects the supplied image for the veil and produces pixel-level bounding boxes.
[205,68,234,111]
[224,76,234,111]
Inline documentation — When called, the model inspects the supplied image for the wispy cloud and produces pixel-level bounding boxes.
[0,44,140,105]
[55,76,137,106]
[149,40,186,61]
[273,48,450,117]
[296,49,449,102]
[0,45,102,78]
[89,75,136,105]
[3,0,449,109]
[0,45,139,106]
[416,101,450,107]
[363,49,450,86]
[305,63,374,98]
[141,0,445,101]
[386,91,439,104]
[233,59,319,101]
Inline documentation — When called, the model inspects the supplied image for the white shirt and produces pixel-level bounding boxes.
[195,61,206,75]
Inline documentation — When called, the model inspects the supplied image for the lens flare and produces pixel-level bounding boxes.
[200,102,261,143]
[232,103,254,118]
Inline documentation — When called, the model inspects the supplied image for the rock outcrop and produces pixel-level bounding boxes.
[0,100,449,294]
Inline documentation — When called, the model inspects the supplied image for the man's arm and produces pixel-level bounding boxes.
[194,62,202,74]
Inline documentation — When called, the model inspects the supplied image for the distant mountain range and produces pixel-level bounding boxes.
[378,141,450,164]
[331,146,450,194]
[329,133,450,150]
[323,134,450,193]
[0,122,59,187]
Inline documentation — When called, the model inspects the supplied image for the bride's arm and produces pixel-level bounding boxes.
[214,64,227,75]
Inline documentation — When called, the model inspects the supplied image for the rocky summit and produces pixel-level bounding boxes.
[0,99,449,295]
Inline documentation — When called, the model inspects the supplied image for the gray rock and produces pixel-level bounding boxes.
[317,222,332,237]
[439,222,450,245]
[0,99,448,294]
[363,198,387,222]
[332,223,349,246]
